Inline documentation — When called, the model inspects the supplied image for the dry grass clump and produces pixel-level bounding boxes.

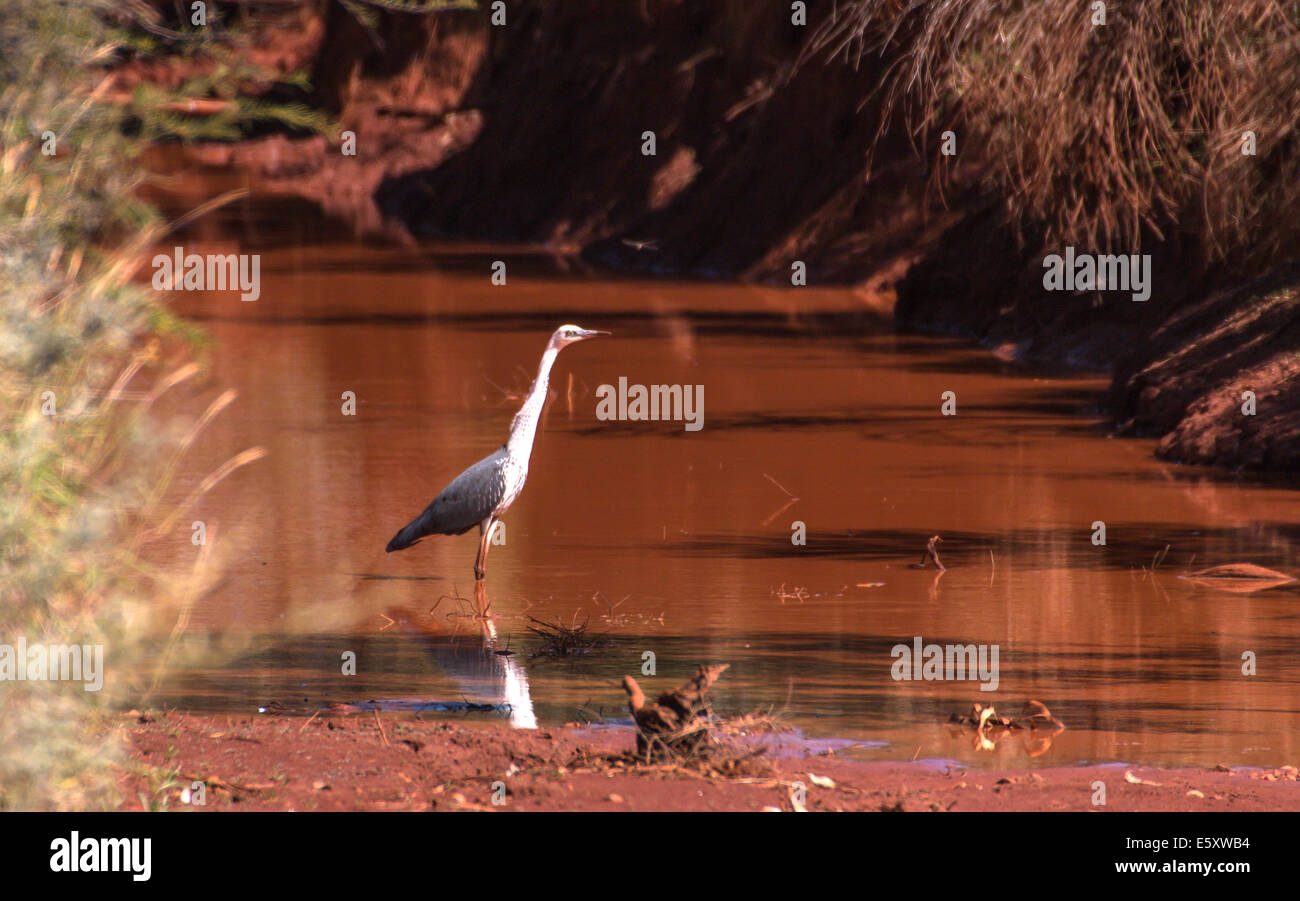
[525,614,609,658]
[809,0,1300,271]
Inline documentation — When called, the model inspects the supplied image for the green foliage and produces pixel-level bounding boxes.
[103,0,334,142]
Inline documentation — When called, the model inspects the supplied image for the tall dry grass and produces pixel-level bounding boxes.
[809,0,1300,270]
[0,0,264,809]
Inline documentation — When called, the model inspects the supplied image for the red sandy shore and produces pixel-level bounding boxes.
[119,712,1300,812]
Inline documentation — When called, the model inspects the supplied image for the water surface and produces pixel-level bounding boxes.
[147,189,1300,769]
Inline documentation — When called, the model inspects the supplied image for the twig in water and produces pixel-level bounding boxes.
[913,535,946,571]
[762,473,798,499]
[1151,544,1171,571]
[527,615,604,657]
[760,473,801,526]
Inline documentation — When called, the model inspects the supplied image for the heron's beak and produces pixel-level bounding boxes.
[578,329,611,338]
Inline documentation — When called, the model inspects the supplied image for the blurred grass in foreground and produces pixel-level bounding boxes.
[0,0,270,810]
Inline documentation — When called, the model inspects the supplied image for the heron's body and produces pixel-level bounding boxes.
[385,325,607,579]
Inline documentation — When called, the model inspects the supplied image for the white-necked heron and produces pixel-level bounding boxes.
[385,324,609,580]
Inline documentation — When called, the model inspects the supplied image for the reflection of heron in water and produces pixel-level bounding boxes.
[385,325,609,581]
[392,582,536,728]
[467,582,536,729]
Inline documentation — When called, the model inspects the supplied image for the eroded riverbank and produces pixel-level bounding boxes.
[132,1,1300,471]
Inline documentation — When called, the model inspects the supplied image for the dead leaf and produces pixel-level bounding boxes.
[1124,770,1162,786]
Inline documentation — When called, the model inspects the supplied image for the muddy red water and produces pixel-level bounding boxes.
[145,188,1300,771]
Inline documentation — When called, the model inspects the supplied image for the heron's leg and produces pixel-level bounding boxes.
[474,517,495,581]
[473,580,498,642]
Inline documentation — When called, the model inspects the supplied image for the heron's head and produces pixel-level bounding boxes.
[549,324,610,350]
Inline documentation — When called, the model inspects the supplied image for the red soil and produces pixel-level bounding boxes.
[120,711,1300,812]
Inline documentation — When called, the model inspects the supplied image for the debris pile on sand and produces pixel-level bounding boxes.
[622,664,733,761]
[1251,766,1300,782]
[603,664,787,779]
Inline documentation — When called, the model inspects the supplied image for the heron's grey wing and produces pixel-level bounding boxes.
[385,446,508,552]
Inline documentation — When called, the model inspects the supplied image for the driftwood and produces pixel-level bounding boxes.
[1180,563,1296,593]
[910,535,946,570]
[949,700,1064,732]
[948,700,1065,753]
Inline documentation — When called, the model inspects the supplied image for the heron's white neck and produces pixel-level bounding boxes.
[506,345,559,459]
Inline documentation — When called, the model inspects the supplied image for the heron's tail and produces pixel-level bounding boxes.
[385,517,426,553]
[386,497,479,552]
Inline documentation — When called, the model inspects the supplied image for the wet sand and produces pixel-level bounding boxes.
[121,712,1300,812]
